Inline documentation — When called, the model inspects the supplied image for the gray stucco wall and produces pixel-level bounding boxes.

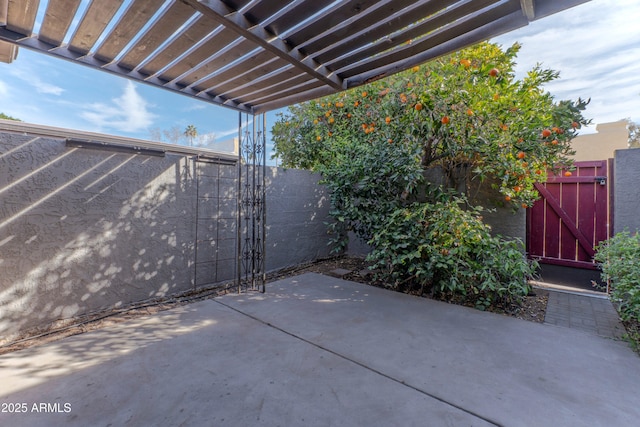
[266,167,334,271]
[614,148,640,234]
[468,178,526,243]
[0,129,334,341]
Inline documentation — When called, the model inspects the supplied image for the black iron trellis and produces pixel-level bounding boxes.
[237,112,266,293]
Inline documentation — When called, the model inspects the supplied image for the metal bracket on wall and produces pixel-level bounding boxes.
[237,113,266,293]
[65,138,166,157]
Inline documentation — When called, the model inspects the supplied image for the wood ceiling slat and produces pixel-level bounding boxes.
[68,0,124,55]
[94,0,164,63]
[118,1,196,71]
[219,0,252,10]
[157,28,239,83]
[253,85,336,113]
[243,1,296,28]
[216,66,304,99]
[139,14,219,77]
[339,0,521,79]
[347,10,527,87]
[266,0,334,36]
[183,0,344,90]
[0,0,593,113]
[301,0,419,55]
[284,0,380,48]
[312,0,463,64]
[176,38,257,87]
[194,51,288,95]
[221,67,305,100]
[237,77,325,106]
[329,0,506,73]
[38,0,82,46]
[6,0,39,36]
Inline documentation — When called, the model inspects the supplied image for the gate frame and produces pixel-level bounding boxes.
[526,159,614,270]
[237,112,267,293]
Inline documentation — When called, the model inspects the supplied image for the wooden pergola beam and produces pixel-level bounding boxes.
[182,0,345,92]
[520,0,536,20]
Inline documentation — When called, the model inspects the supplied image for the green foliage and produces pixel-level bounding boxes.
[628,120,640,149]
[0,112,20,121]
[319,134,424,250]
[595,230,640,322]
[271,42,589,308]
[272,42,589,208]
[367,197,536,308]
[184,124,198,146]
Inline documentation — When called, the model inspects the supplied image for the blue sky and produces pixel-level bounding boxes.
[1,0,639,160]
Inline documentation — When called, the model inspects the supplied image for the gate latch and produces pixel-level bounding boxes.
[594,176,607,186]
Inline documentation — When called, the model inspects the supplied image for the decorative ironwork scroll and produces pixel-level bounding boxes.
[237,113,266,293]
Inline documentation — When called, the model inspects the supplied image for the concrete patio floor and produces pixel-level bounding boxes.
[1,272,638,427]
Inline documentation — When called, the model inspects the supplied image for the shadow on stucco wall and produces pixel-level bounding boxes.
[0,132,237,342]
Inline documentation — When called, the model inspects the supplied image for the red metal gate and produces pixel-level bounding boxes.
[527,160,613,270]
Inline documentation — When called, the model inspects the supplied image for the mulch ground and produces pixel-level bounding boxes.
[1,256,548,355]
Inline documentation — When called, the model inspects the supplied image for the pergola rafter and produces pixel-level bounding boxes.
[0,0,591,113]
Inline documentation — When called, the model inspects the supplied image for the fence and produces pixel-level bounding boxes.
[0,122,334,342]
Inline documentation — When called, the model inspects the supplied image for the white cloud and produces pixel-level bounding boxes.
[6,61,65,96]
[31,77,65,95]
[184,103,207,112]
[80,81,157,133]
[0,80,7,96]
[493,0,640,126]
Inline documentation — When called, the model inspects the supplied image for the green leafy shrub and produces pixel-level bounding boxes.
[271,41,585,309]
[367,197,537,309]
[595,230,640,322]
[319,137,424,252]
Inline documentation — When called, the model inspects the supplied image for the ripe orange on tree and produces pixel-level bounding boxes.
[541,129,552,138]
[517,151,526,159]
[489,68,499,77]
[564,171,572,177]
[385,116,391,124]
[415,103,423,111]
[441,116,450,124]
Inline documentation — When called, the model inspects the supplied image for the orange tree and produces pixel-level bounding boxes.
[272,42,589,306]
